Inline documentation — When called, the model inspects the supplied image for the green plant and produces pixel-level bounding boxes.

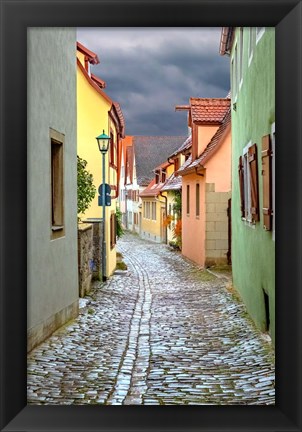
[171,190,182,248]
[172,190,182,218]
[77,156,96,219]
[116,206,124,238]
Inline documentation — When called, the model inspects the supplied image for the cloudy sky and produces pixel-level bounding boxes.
[76,28,230,136]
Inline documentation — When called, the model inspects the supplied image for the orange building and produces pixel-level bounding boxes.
[176,97,231,267]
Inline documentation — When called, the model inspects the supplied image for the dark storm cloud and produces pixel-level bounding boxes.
[76,27,230,136]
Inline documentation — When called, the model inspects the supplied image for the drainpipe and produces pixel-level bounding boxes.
[159,192,168,244]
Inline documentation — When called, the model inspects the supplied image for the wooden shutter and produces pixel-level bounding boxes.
[110,213,116,249]
[248,144,259,222]
[238,156,245,217]
[262,134,272,230]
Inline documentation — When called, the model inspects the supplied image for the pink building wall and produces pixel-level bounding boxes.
[181,126,231,267]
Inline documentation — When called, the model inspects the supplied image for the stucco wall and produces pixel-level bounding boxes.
[27,28,78,352]
[230,27,275,344]
[141,198,164,243]
[181,174,206,266]
[77,54,117,277]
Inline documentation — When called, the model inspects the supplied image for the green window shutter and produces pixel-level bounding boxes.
[238,156,245,217]
[248,143,259,222]
[261,134,272,230]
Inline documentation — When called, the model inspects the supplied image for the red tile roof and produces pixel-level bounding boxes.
[112,102,125,138]
[190,98,230,124]
[177,108,231,176]
[77,41,99,65]
[139,178,164,197]
[91,73,106,89]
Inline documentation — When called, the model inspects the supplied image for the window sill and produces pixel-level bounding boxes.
[52,225,64,232]
[241,218,256,229]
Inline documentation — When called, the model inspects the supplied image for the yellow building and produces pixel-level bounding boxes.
[140,162,169,243]
[77,42,125,278]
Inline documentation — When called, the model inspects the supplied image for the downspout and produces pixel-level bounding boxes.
[159,192,168,244]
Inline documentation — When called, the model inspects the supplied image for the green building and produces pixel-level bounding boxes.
[220,27,275,345]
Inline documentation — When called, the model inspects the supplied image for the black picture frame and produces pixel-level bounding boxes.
[0,0,301,431]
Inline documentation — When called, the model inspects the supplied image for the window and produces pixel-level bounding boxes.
[186,185,190,215]
[196,183,200,217]
[238,142,259,223]
[144,202,151,219]
[110,132,115,166]
[155,170,160,184]
[50,129,64,239]
[134,212,138,225]
[174,158,179,172]
[152,202,157,221]
[261,124,275,238]
[168,203,172,215]
[110,213,116,249]
[162,169,166,183]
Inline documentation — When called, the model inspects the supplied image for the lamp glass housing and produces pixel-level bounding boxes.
[96,130,110,154]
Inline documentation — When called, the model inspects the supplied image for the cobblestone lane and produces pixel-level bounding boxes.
[27,233,275,405]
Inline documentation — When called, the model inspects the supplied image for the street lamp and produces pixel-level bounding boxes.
[96,130,110,281]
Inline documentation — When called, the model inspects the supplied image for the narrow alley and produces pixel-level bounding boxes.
[27,233,275,405]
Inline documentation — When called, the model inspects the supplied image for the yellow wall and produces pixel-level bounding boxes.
[141,197,164,241]
[77,63,117,277]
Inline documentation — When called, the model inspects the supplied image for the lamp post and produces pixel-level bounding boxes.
[96,130,110,281]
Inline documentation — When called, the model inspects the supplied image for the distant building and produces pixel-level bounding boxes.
[119,136,186,238]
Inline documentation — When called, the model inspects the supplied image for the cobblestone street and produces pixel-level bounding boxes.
[27,232,275,405]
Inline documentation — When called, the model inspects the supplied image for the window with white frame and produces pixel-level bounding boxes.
[151,202,157,221]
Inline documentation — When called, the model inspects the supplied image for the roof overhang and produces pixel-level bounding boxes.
[219,27,234,56]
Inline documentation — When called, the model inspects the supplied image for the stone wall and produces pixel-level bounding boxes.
[78,223,93,298]
[205,183,231,267]
[83,218,103,281]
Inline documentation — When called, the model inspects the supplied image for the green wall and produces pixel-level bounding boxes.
[230,28,275,344]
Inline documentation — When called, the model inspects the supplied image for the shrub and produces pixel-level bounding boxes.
[77,155,96,219]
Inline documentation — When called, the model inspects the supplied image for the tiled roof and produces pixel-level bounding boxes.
[176,155,192,175]
[177,108,231,175]
[168,135,192,158]
[77,41,99,64]
[190,98,230,124]
[133,136,187,186]
[139,179,164,197]
[113,102,125,138]
[160,172,182,191]
[91,73,106,89]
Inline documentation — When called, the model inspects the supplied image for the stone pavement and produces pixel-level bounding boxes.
[27,232,275,405]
